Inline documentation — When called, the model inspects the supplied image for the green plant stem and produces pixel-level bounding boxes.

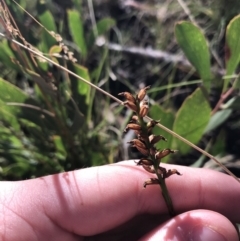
[154,165,175,217]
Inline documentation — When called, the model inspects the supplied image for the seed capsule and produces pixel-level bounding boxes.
[137,86,151,101]
[123,101,138,112]
[149,135,167,145]
[118,92,136,103]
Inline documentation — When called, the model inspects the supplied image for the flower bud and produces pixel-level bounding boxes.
[118,92,136,103]
[147,120,160,132]
[137,158,153,166]
[155,166,168,177]
[149,147,157,156]
[149,135,167,144]
[137,133,148,142]
[128,139,146,149]
[137,86,151,101]
[136,146,149,156]
[139,99,148,107]
[143,178,159,188]
[131,115,139,122]
[163,169,181,179]
[142,165,155,174]
[124,123,142,132]
[128,139,149,156]
[139,104,149,117]
[156,166,164,176]
[155,149,177,159]
[134,130,142,136]
[123,101,138,112]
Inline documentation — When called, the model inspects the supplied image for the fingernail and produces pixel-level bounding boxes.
[190,225,227,241]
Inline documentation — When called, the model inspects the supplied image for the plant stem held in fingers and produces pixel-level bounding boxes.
[119,86,181,217]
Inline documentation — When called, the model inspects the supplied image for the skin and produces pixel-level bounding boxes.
[0,161,239,241]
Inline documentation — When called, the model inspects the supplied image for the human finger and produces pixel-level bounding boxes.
[2,161,239,238]
[139,209,239,241]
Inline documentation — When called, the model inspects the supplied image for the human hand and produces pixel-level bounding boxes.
[0,161,239,241]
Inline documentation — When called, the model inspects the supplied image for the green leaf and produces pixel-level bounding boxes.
[149,105,175,151]
[88,17,116,48]
[73,64,91,104]
[210,130,226,156]
[225,15,240,76]
[175,21,212,91]
[38,10,57,51]
[0,78,55,129]
[72,0,81,10]
[26,70,56,97]
[204,109,232,133]
[67,9,87,58]
[0,125,22,148]
[65,88,85,133]
[70,108,85,133]
[0,104,20,130]
[222,96,240,110]
[49,45,62,54]
[0,78,31,110]
[0,39,19,70]
[96,18,116,35]
[53,135,67,159]
[39,10,57,33]
[172,88,211,154]
[221,96,238,109]
[2,162,32,178]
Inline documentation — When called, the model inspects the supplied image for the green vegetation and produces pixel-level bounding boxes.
[0,0,240,180]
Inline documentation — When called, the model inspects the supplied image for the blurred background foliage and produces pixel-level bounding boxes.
[0,0,240,180]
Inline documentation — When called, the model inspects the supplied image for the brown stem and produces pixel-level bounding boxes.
[211,87,234,115]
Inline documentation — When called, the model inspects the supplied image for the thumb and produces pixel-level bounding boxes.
[139,209,239,241]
